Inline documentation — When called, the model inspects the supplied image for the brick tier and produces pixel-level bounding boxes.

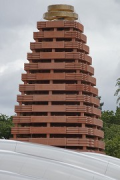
[11,20,105,153]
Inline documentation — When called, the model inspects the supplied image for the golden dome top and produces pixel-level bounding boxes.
[43,4,78,21]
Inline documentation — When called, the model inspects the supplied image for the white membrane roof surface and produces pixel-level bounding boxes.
[0,140,119,180]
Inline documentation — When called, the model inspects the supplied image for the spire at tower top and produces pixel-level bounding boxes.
[43,4,78,21]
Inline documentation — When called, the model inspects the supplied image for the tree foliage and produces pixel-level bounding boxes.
[102,107,120,158]
[114,78,120,106]
[0,114,13,139]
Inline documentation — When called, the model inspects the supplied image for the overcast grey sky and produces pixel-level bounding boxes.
[0,0,120,116]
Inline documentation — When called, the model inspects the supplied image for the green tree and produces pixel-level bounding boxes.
[101,108,120,158]
[105,136,120,158]
[0,114,13,139]
[114,78,120,106]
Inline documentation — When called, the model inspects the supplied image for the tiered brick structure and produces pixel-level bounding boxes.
[11,4,105,153]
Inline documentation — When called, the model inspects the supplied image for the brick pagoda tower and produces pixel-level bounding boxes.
[11,4,105,153]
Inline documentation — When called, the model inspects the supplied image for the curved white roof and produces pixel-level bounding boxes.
[0,170,40,180]
[0,140,120,180]
[81,152,120,166]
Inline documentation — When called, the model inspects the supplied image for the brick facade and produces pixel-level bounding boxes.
[11,13,104,153]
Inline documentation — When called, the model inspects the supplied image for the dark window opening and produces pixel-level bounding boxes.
[32,134,47,138]
[21,112,48,116]
[19,123,47,127]
[28,80,50,84]
[84,113,94,117]
[66,146,83,150]
[50,123,82,127]
[16,134,31,138]
[51,112,80,116]
[52,102,80,105]
[55,49,73,52]
[57,28,70,31]
[25,91,49,95]
[16,134,47,138]
[32,59,51,63]
[56,38,72,41]
[83,102,93,106]
[42,28,54,31]
[85,124,95,128]
[53,80,77,84]
[35,49,52,52]
[23,102,48,105]
[82,92,92,96]
[30,70,50,73]
[86,135,95,139]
